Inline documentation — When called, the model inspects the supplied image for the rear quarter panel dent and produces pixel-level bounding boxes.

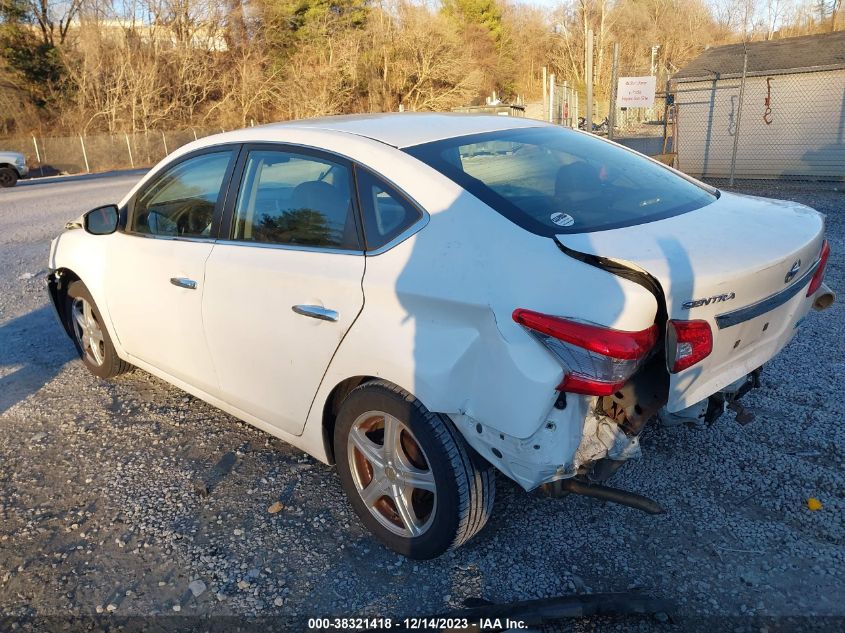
[312,179,660,440]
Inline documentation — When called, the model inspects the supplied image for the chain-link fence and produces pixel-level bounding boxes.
[668,66,845,182]
[608,91,670,160]
[0,127,227,178]
[547,78,580,128]
[542,37,845,183]
[614,45,845,182]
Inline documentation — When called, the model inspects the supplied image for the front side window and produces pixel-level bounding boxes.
[356,169,423,251]
[233,150,359,250]
[404,127,716,235]
[131,151,233,237]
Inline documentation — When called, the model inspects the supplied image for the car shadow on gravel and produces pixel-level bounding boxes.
[0,304,77,414]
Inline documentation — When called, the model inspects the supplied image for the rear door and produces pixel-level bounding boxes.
[201,145,366,436]
[105,147,238,393]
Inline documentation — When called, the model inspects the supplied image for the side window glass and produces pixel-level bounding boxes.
[356,169,423,251]
[132,151,232,237]
[233,150,359,250]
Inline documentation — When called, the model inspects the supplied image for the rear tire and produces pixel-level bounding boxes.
[334,380,494,559]
[0,168,18,188]
[65,281,131,379]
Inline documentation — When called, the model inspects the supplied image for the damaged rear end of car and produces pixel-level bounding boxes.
[406,124,834,513]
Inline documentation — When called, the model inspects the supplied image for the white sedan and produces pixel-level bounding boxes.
[47,114,834,559]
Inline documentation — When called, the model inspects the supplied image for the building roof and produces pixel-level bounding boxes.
[673,30,845,82]
[257,113,546,148]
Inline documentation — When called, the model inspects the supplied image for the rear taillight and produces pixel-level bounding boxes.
[666,319,712,373]
[806,240,830,297]
[512,309,658,396]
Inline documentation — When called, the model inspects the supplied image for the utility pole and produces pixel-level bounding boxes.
[585,28,594,133]
[608,42,620,140]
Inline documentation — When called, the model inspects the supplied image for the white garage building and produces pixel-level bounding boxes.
[672,31,845,180]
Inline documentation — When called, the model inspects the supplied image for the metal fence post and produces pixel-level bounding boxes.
[79,136,90,173]
[573,92,579,129]
[729,48,748,186]
[608,42,620,140]
[542,66,548,121]
[585,28,594,132]
[562,81,569,127]
[125,133,135,168]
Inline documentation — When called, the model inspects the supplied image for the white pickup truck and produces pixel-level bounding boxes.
[0,150,28,187]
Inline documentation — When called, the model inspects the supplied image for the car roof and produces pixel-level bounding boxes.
[254,113,549,148]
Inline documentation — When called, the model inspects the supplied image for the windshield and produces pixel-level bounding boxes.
[404,127,717,235]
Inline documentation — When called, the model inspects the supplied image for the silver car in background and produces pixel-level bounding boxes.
[0,150,28,187]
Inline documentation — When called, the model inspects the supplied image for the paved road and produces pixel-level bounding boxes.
[0,176,843,631]
[0,172,140,322]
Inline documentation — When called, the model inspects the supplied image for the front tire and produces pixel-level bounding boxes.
[334,380,494,559]
[0,168,18,188]
[65,281,131,378]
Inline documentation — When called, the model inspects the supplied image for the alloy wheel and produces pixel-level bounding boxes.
[347,410,437,537]
[71,296,105,366]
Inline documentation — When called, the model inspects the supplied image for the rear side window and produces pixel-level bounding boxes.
[233,150,359,250]
[356,169,423,250]
[132,151,233,237]
[404,127,716,235]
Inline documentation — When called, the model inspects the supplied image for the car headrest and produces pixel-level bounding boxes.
[290,180,348,216]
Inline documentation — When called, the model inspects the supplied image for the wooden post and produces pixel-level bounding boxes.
[32,136,43,177]
[125,133,134,168]
[548,74,555,123]
[161,130,168,156]
[79,136,90,173]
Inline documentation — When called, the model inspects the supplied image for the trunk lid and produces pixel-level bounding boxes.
[556,191,825,412]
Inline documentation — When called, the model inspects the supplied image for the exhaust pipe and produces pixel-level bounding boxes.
[813,283,835,311]
[545,478,665,515]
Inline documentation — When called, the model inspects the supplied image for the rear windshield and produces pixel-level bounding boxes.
[404,127,716,235]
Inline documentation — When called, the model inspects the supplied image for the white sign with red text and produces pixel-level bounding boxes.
[617,76,657,108]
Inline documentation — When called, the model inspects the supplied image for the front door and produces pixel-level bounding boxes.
[202,146,366,436]
[105,148,237,394]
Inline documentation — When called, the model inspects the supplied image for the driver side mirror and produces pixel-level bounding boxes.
[84,205,119,235]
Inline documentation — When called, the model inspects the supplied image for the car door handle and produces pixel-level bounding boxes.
[170,277,198,290]
[292,305,338,322]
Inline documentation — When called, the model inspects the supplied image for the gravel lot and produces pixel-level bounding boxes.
[0,174,843,631]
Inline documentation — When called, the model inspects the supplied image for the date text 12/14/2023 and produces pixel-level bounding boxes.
[307,617,530,630]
